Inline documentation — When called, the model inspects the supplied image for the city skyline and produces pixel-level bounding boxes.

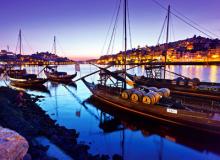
[0,0,220,60]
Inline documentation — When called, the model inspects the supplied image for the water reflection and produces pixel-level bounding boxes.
[1,64,220,160]
[210,65,218,82]
[9,84,51,95]
[159,65,220,82]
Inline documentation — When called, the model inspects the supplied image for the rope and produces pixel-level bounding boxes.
[151,0,215,39]
[15,34,19,54]
[106,0,122,55]
[23,35,34,54]
[157,15,167,45]
[101,0,121,54]
[172,7,220,39]
[56,39,65,57]
[127,0,133,49]
[110,23,118,55]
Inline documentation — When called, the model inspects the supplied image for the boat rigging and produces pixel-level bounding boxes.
[79,0,220,135]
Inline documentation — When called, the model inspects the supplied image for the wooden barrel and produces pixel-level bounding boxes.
[157,88,170,98]
[151,91,161,103]
[143,93,155,104]
[179,80,185,86]
[148,87,158,92]
[130,90,145,102]
[187,79,194,87]
[142,94,151,104]
[174,77,183,86]
[210,86,220,92]
[121,89,134,99]
[143,91,160,104]
[192,78,200,85]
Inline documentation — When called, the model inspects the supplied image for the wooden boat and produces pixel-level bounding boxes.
[9,74,48,87]
[82,78,220,135]
[126,73,220,101]
[6,68,26,76]
[81,0,220,136]
[86,96,220,153]
[6,30,48,87]
[44,66,77,83]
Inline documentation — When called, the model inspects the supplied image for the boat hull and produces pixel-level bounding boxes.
[44,71,77,83]
[9,77,48,87]
[82,79,220,135]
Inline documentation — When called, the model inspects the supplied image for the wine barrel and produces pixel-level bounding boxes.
[143,93,155,104]
[130,90,145,102]
[142,94,151,104]
[157,88,170,98]
[148,87,158,92]
[151,91,161,103]
[143,91,160,104]
[210,86,220,92]
[192,78,200,85]
[121,89,134,99]
[179,79,186,86]
[187,79,194,87]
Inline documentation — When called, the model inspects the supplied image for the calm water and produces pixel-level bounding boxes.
[2,64,220,160]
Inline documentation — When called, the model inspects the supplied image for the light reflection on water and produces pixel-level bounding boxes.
[164,65,220,82]
[2,64,220,160]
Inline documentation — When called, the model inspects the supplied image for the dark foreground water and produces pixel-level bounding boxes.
[2,64,220,160]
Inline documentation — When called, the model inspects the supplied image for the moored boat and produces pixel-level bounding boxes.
[9,74,48,87]
[82,78,220,135]
[81,0,220,136]
[126,73,220,101]
[44,65,77,83]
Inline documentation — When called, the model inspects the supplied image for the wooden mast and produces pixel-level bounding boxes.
[123,0,127,89]
[53,36,56,55]
[19,29,22,55]
[19,29,22,69]
[164,5,170,79]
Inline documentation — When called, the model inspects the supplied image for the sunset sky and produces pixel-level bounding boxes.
[0,0,219,60]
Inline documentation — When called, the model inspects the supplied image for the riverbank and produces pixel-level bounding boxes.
[0,87,120,160]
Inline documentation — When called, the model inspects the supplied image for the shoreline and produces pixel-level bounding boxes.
[0,86,119,160]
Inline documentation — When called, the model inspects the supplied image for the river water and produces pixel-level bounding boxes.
[2,64,220,160]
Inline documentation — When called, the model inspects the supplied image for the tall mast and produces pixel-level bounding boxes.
[123,0,127,89]
[19,29,22,55]
[164,5,170,79]
[7,45,9,52]
[53,36,56,55]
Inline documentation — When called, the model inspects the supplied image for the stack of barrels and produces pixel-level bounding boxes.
[171,77,200,88]
[121,87,170,105]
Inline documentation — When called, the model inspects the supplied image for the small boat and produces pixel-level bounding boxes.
[44,65,77,83]
[9,73,48,87]
[6,67,27,76]
[6,30,48,87]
